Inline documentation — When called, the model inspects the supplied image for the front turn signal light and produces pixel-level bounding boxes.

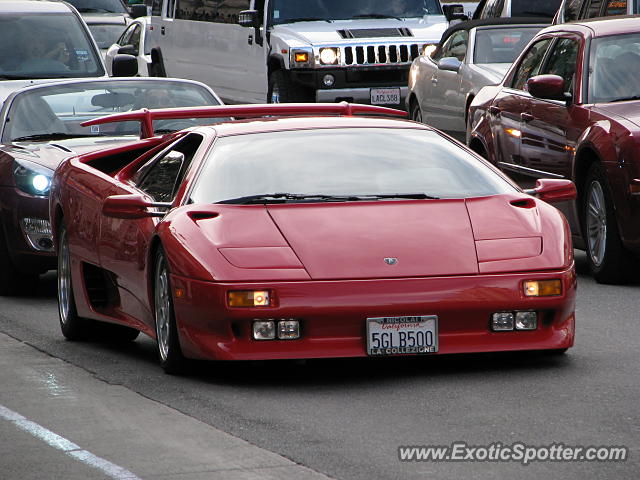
[523,280,562,297]
[228,290,271,307]
[294,52,309,62]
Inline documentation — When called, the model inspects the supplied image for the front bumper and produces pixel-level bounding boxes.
[170,267,576,361]
[0,186,55,275]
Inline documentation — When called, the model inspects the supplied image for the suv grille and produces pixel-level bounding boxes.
[342,43,423,66]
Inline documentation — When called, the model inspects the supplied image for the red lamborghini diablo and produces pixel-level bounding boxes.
[49,103,577,373]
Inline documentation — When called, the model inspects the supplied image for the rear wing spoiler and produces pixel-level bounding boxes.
[81,102,408,139]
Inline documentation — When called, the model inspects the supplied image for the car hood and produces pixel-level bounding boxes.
[592,100,640,129]
[273,17,447,45]
[471,63,511,84]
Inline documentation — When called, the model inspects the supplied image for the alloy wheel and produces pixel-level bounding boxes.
[586,180,607,267]
[57,229,72,324]
[154,255,171,362]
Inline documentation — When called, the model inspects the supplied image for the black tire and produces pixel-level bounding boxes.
[410,98,422,123]
[153,246,187,374]
[148,61,165,77]
[582,163,636,284]
[0,227,20,296]
[267,70,311,103]
[57,223,95,340]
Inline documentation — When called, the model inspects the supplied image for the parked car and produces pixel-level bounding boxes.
[147,0,449,105]
[50,103,576,373]
[472,0,562,19]
[467,16,640,283]
[554,0,639,23]
[63,0,147,59]
[407,18,546,140]
[0,77,224,295]
[105,16,151,76]
[0,0,107,83]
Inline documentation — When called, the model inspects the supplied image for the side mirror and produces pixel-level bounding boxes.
[102,194,171,219]
[525,179,577,204]
[438,57,462,72]
[238,9,260,28]
[526,74,571,102]
[117,44,138,56]
[442,4,469,22]
[130,4,147,18]
[111,54,138,77]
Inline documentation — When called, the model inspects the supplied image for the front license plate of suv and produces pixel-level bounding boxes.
[366,315,438,356]
[370,88,400,105]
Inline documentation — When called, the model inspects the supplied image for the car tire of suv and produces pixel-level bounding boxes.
[0,228,20,295]
[153,246,187,374]
[268,70,311,103]
[582,163,636,284]
[410,99,422,123]
[57,222,96,340]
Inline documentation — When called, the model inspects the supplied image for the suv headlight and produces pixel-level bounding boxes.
[319,47,339,65]
[13,159,53,196]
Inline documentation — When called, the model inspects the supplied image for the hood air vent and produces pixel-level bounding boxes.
[338,28,413,39]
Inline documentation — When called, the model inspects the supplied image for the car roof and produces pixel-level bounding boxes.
[202,116,433,138]
[438,17,550,43]
[544,15,640,37]
[0,0,73,13]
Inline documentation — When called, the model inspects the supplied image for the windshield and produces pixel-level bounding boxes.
[270,0,442,24]
[190,128,515,204]
[65,0,128,14]
[511,0,562,17]
[473,26,543,64]
[589,33,640,103]
[88,24,127,49]
[0,13,103,79]
[2,80,221,143]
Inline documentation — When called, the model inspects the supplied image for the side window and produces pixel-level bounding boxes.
[563,0,585,21]
[129,26,141,52]
[118,24,136,46]
[511,38,552,90]
[604,0,628,15]
[585,0,605,17]
[137,134,203,202]
[151,0,162,16]
[433,31,468,61]
[542,38,579,93]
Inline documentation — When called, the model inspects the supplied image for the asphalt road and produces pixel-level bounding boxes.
[1,251,638,480]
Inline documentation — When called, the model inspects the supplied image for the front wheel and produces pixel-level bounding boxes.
[582,163,636,284]
[410,99,423,123]
[153,247,186,374]
[267,70,312,103]
[57,223,94,340]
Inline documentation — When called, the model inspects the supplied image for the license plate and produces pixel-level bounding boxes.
[366,315,438,356]
[370,88,400,105]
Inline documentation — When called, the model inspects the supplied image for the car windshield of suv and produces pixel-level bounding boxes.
[511,0,562,17]
[190,128,516,204]
[473,26,543,64]
[589,33,640,103]
[0,13,103,79]
[88,24,127,49]
[271,0,442,24]
[65,0,128,14]
[2,80,222,142]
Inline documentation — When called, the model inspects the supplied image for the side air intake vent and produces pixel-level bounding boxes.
[338,28,413,39]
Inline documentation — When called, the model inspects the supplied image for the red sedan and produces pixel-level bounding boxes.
[50,103,577,373]
[468,16,640,283]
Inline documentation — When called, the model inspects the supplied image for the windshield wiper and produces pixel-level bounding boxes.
[280,17,330,23]
[353,13,403,20]
[217,192,438,204]
[609,95,640,103]
[12,133,106,142]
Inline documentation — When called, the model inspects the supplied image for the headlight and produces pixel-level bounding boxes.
[422,44,437,58]
[319,47,339,65]
[13,159,54,196]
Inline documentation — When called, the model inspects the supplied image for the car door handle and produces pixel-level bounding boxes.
[161,26,166,35]
[521,113,535,122]
[488,106,501,116]
[431,76,438,85]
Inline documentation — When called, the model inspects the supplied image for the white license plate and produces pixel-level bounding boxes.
[366,315,438,356]
[370,88,400,105]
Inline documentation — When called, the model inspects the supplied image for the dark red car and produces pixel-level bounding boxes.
[50,103,577,373]
[468,16,640,283]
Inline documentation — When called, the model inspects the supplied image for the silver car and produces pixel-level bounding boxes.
[407,18,546,141]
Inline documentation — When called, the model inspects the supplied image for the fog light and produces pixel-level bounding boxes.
[278,320,300,340]
[21,218,52,235]
[524,280,562,297]
[228,290,271,307]
[491,312,514,331]
[515,311,537,330]
[322,74,335,87]
[253,320,276,340]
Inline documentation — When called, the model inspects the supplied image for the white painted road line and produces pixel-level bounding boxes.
[0,404,142,480]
